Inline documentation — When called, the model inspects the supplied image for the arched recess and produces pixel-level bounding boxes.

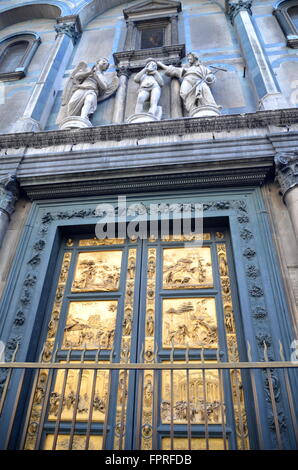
[273,0,298,47]
[76,0,150,28]
[0,31,41,80]
[0,2,68,31]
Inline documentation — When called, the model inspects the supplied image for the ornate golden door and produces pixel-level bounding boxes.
[22,230,249,450]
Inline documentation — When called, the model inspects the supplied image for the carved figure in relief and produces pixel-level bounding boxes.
[163,298,218,348]
[123,310,132,336]
[72,256,121,292]
[144,377,153,407]
[57,58,119,124]
[163,248,213,289]
[146,311,154,336]
[134,59,164,117]
[157,52,221,116]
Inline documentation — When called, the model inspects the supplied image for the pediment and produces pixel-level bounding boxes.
[124,0,181,19]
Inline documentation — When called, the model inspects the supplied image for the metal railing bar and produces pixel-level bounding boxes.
[217,349,227,450]
[1,361,296,370]
[249,368,265,450]
[68,348,86,450]
[232,368,245,450]
[263,342,282,450]
[34,346,59,450]
[185,345,191,451]
[201,348,209,450]
[85,347,101,451]
[279,341,298,447]
[52,347,72,450]
[266,366,283,450]
[0,344,19,416]
[4,368,26,449]
[247,341,264,450]
[119,346,129,451]
[102,346,114,450]
[282,367,298,447]
[170,342,174,451]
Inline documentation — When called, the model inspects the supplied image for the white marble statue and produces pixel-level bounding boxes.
[157,52,221,117]
[57,58,119,127]
[134,58,164,118]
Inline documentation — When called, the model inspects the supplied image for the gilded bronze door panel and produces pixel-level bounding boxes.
[22,231,249,450]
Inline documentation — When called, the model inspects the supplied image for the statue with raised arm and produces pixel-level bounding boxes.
[157,52,221,118]
[57,58,119,129]
[127,58,164,123]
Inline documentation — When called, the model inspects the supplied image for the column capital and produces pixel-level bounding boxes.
[227,0,252,24]
[0,173,19,218]
[55,15,82,44]
[117,65,130,78]
[275,152,298,197]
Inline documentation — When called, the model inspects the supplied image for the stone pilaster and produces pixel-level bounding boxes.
[0,174,19,248]
[275,152,298,242]
[124,20,135,50]
[112,66,130,124]
[12,16,81,133]
[227,1,288,110]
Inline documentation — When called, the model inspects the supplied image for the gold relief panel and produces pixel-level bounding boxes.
[162,437,226,450]
[161,367,222,424]
[79,238,125,246]
[62,300,118,350]
[72,251,122,292]
[162,298,218,349]
[48,365,109,422]
[163,247,213,289]
[161,234,211,242]
[44,434,102,450]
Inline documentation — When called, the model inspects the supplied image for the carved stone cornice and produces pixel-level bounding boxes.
[23,168,270,201]
[227,0,252,24]
[275,152,298,197]
[113,44,185,70]
[55,15,82,44]
[0,173,19,217]
[0,108,298,150]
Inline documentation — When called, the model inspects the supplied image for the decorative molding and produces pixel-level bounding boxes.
[23,169,270,201]
[227,0,252,24]
[113,44,185,71]
[0,108,297,150]
[274,152,298,197]
[55,15,82,45]
[123,0,182,19]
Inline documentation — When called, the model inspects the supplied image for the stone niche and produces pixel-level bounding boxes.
[113,0,186,122]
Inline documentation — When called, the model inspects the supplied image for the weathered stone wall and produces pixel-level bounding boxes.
[0,18,56,133]
[262,183,298,333]
[0,198,31,299]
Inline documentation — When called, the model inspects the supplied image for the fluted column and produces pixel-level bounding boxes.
[275,152,298,242]
[12,16,81,133]
[112,66,130,124]
[0,174,19,248]
[227,1,288,110]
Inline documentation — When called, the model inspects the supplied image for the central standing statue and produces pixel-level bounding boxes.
[127,58,164,123]
[157,52,221,117]
[134,58,164,117]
